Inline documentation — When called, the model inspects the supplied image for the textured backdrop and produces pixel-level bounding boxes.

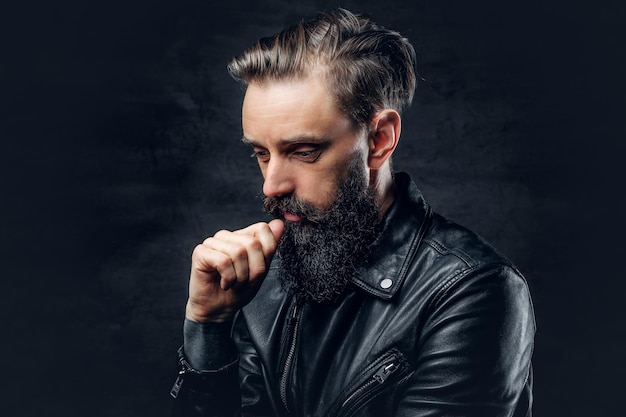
[3,0,625,416]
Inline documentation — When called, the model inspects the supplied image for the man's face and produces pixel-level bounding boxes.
[242,77,382,303]
[242,76,370,215]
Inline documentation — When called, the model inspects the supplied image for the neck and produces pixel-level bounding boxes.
[370,167,396,217]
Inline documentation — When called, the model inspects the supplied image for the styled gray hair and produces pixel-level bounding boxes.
[228,8,417,127]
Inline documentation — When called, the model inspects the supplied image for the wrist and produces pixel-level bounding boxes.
[183,318,237,371]
[185,300,237,323]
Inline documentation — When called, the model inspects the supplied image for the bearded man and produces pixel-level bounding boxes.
[171,8,535,417]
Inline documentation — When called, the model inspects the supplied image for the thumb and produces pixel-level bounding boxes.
[268,218,285,243]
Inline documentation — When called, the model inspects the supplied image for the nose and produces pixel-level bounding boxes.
[262,158,295,198]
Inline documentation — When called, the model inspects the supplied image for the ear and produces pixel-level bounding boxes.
[368,109,401,170]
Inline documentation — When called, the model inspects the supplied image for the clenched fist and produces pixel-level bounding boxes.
[186,219,285,323]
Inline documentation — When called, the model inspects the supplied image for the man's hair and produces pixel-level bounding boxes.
[227,8,417,127]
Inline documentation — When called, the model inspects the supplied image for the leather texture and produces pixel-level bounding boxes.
[173,172,535,417]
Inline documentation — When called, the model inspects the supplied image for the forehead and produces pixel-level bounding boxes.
[242,77,354,143]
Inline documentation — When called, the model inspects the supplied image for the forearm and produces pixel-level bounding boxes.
[171,319,241,417]
[183,319,238,370]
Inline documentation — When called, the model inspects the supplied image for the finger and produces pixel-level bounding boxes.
[207,228,272,282]
[201,237,250,290]
[235,222,281,259]
[217,232,269,281]
[191,244,237,290]
[268,219,285,242]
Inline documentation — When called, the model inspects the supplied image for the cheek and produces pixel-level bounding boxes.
[296,162,349,209]
[281,165,331,210]
[296,175,337,209]
[293,138,368,208]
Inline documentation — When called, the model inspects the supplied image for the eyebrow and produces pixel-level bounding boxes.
[241,135,331,148]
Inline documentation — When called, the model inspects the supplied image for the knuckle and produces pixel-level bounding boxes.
[215,255,232,271]
[191,244,205,258]
[262,243,277,259]
[231,243,247,259]
[240,235,261,252]
[266,238,277,252]
[214,229,231,239]
[249,264,267,277]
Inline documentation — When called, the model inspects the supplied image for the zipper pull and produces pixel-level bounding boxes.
[171,358,190,398]
[170,373,184,398]
[373,361,399,384]
[286,305,298,325]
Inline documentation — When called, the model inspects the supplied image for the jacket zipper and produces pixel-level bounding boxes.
[170,354,195,399]
[280,301,302,413]
[337,357,401,417]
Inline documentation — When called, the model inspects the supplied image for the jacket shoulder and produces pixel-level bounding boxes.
[410,212,532,313]
[424,212,515,270]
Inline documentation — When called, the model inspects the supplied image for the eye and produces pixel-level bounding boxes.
[292,147,321,162]
[251,149,270,162]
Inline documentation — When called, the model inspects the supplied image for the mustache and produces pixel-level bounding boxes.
[263,195,327,223]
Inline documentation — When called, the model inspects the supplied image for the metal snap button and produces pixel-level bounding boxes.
[380,278,393,289]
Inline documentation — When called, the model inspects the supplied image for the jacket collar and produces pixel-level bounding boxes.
[351,172,432,300]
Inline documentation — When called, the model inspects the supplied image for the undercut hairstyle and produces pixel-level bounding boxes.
[227,8,417,128]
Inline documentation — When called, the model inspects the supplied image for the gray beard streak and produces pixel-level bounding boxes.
[264,161,382,304]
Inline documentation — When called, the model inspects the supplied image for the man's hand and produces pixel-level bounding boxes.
[186,219,285,323]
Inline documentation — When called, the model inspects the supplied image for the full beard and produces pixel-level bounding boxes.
[263,158,382,304]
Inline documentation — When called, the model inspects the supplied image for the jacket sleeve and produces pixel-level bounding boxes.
[170,320,241,417]
[395,265,535,417]
[170,317,275,417]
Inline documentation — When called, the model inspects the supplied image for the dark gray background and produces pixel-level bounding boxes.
[2,0,625,416]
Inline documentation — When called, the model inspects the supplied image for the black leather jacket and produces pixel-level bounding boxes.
[172,173,535,417]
